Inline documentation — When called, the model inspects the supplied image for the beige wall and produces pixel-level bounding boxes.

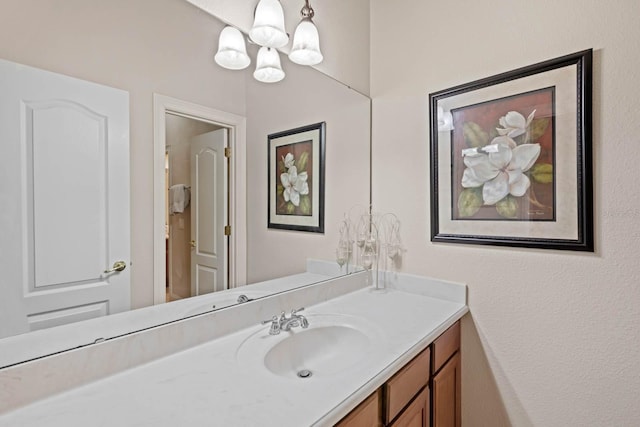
[0,0,247,309]
[245,61,371,283]
[370,0,640,425]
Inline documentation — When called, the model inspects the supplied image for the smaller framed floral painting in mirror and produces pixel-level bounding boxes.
[429,49,593,251]
[268,122,325,233]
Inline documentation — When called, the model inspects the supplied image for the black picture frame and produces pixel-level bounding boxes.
[268,122,326,233]
[429,49,593,251]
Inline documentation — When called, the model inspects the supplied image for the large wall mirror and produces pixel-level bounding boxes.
[0,1,370,368]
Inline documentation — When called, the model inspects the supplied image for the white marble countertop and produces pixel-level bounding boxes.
[0,279,467,426]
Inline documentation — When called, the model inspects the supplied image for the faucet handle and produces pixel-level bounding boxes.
[291,307,305,315]
[261,315,278,325]
[261,315,281,335]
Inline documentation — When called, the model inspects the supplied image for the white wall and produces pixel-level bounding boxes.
[245,61,371,283]
[370,0,640,425]
[0,0,247,309]
[186,0,371,96]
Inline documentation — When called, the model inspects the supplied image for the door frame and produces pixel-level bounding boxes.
[153,94,247,305]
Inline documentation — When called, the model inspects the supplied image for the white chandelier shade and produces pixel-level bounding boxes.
[288,17,323,66]
[249,0,289,48]
[253,46,285,83]
[214,26,251,70]
[213,1,322,83]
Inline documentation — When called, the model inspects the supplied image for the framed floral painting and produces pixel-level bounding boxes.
[429,50,593,251]
[268,122,325,233]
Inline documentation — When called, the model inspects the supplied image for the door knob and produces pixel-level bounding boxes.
[104,261,127,274]
[190,240,196,248]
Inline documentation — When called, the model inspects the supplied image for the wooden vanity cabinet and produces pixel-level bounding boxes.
[390,387,429,427]
[335,389,382,427]
[335,321,460,427]
[335,347,430,427]
[431,322,461,427]
[384,347,430,425]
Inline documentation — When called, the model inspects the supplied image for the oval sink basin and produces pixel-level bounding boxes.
[264,325,369,378]
[236,313,378,380]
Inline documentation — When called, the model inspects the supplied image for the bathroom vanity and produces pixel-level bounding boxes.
[337,321,460,426]
[0,271,467,426]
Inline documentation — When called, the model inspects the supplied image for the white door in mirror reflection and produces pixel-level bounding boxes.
[190,129,228,295]
[0,59,130,339]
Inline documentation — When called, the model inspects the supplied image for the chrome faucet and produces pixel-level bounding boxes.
[280,308,309,331]
[261,308,309,335]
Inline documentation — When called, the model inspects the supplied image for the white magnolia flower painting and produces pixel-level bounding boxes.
[276,142,313,216]
[452,89,555,220]
[280,165,309,207]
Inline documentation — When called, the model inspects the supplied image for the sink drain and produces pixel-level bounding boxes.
[297,369,312,378]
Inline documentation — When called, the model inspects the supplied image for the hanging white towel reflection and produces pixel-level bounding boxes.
[169,184,191,214]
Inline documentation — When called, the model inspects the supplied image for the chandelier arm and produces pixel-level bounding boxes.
[301,0,315,19]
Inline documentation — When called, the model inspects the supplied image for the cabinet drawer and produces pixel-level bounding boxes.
[336,388,381,427]
[384,347,430,424]
[432,321,460,374]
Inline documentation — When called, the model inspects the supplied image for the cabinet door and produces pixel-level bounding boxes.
[389,386,429,427]
[336,389,381,427]
[432,352,460,427]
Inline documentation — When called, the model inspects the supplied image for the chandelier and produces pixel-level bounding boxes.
[214,0,323,83]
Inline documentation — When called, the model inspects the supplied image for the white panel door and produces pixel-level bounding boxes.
[190,129,228,295]
[0,59,130,338]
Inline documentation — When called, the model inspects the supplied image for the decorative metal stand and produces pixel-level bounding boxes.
[337,206,403,291]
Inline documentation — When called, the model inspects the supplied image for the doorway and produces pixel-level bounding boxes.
[153,94,248,305]
[165,115,226,302]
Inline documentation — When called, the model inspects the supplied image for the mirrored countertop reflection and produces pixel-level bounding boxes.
[0,262,339,369]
